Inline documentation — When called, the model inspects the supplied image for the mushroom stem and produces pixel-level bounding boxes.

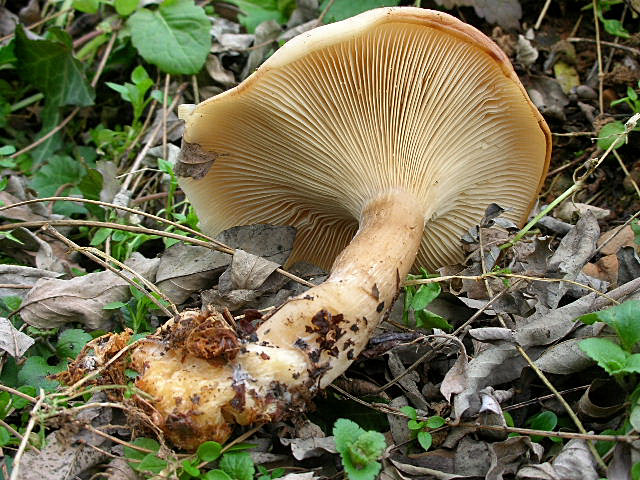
[258,190,426,387]
[131,191,425,449]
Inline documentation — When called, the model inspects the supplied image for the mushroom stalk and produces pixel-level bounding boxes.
[132,191,425,449]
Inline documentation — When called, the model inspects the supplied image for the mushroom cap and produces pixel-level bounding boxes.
[177,7,551,272]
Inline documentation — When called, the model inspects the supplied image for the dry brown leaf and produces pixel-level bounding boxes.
[435,0,521,29]
[21,253,159,329]
[0,316,34,356]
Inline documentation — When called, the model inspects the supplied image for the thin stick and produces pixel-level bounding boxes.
[594,210,640,256]
[0,284,32,289]
[614,150,640,199]
[121,83,187,191]
[592,0,605,114]
[0,385,37,404]
[534,0,553,29]
[9,390,45,480]
[162,74,170,162]
[43,226,177,317]
[566,37,640,57]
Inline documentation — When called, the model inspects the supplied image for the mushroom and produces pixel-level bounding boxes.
[133,7,551,449]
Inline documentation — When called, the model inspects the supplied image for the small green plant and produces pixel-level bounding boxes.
[525,410,562,444]
[611,81,640,113]
[124,438,256,479]
[403,269,451,330]
[333,418,386,480]
[106,66,161,127]
[104,284,169,333]
[400,406,445,451]
[577,300,640,430]
[583,0,631,38]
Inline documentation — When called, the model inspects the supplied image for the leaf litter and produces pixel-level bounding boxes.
[1,0,640,478]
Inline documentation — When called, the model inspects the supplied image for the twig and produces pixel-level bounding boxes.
[594,210,640,256]
[162,73,170,162]
[0,419,36,453]
[534,0,553,29]
[1,197,315,287]
[614,150,640,199]
[121,83,187,191]
[9,390,45,480]
[0,385,37,404]
[0,284,32,289]
[592,0,605,114]
[43,225,177,317]
[567,37,640,57]
[316,0,336,25]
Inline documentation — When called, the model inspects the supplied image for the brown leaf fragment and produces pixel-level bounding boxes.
[21,253,159,329]
[435,0,521,29]
[0,317,34,356]
[156,243,230,304]
[0,264,60,299]
[280,437,337,460]
[441,345,469,402]
[175,141,221,180]
[534,338,593,375]
[17,396,113,480]
[516,439,597,480]
[598,225,636,255]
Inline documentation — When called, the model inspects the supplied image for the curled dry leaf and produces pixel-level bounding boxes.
[534,338,594,374]
[435,0,522,30]
[17,395,113,480]
[280,436,337,460]
[0,264,60,299]
[21,253,160,329]
[156,243,229,304]
[516,439,597,480]
[0,316,34,356]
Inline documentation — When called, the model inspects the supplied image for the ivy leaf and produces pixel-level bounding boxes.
[73,0,100,13]
[124,437,161,461]
[127,0,211,74]
[197,441,222,462]
[14,25,95,108]
[56,329,92,360]
[30,155,87,216]
[116,0,140,16]
[137,454,168,474]
[410,283,440,311]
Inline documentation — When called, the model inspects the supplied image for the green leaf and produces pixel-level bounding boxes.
[219,452,254,480]
[182,459,200,476]
[12,386,36,410]
[104,301,127,310]
[626,354,640,374]
[0,426,10,446]
[319,0,400,23]
[410,283,440,311]
[407,419,424,431]
[0,145,16,155]
[56,329,92,360]
[632,221,640,246]
[400,405,416,421]
[417,431,432,451]
[633,461,640,480]
[526,410,557,437]
[579,338,628,375]
[17,356,64,391]
[415,309,452,331]
[197,440,222,462]
[204,470,233,480]
[597,121,626,150]
[116,0,139,15]
[137,453,168,473]
[425,416,446,429]
[631,404,640,432]
[127,0,211,74]
[578,301,640,352]
[73,0,100,13]
[90,227,113,247]
[77,168,103,201]
[124,437,161,461]
[14,25,94,108]
[228,0,292,32]
[30,155,87,216]
[599,16,630,38]
[333,419,385,480]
